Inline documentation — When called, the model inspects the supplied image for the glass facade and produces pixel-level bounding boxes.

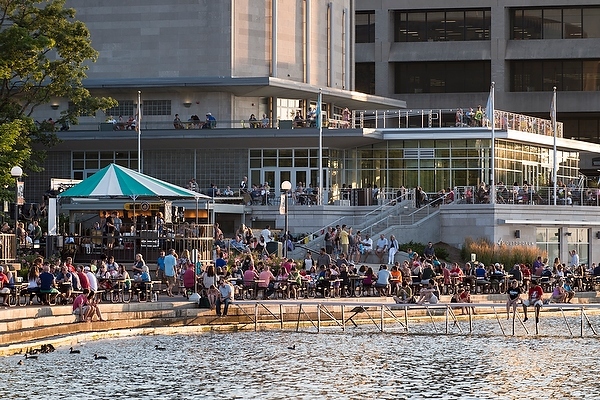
[511,7,600,39]
[394,9,490,42]
[394,61,490,94]
[511,59,600,92]
[329,139,578,194]
[72,151,139,180]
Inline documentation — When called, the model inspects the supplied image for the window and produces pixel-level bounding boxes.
[511,60,600,92]
[511,7,600,39]
[394,9,489,42]
[355,63,375,94]
[394,61,490,94]
[142,100,171,116]
[356,11,375,43]
[106,100,135,118]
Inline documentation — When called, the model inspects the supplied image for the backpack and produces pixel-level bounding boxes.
[198,296,211,309]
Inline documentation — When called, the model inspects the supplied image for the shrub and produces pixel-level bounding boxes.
[461,237,545,269]
[399,241,449,261]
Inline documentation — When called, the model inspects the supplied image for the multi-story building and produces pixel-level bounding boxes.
[355,0,600,176]
[18,1,600,265]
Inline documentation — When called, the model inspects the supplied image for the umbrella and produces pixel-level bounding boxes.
[58,163,209,200]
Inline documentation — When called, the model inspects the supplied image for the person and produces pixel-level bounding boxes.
[423,242,435,258]
[258,265,276,299]
[72,288,92,322]
[240,176,248,193]
[203,112,216,129]
[173,113,184,129]
[374,264,391,296]
[261,113,270,128]
[550,278,567,303]
[84,266,98,292]
[294,110,304,127]
[260,225,273,243]
[223,186,234,196]
[39,264,59,305]
[87,291,106,321]
[132,253,145,276]
[156,250,166,282]
[360,234,373,262]
[164,249,178,297]
[417,279,439,304]
[505,279,522,319]
[248,113,258,128]
[201,264,218,307]
[55,265,73,304]
[316,248,332,269]
[393,280,414,303]
[341,107,350,128]
[388,234,399,265]
[215,278,234,316]
[339,225,350,256]
[457,287,475,315]
[522,279,544,323]
[570,250,579,269]
[0,266,10,306]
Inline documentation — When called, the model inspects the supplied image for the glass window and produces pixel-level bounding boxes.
[395,61,490,94]
[356,11,375,43]
[542,61,562,91]
[543,9,562,39]
[465,10,489,40]
[355,63,375,94]
[522,9,543,39]
[407,12,426,42]
[445,11,465,41]
[105,100,135,119]
[562,61,582,91]
[427,12,445,42]
[563,8,582,39]
[394,12,407,42]
[583,8,600,38]
[583,61,600,91]
[143,100,171,116]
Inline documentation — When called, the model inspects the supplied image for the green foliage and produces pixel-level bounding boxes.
[461,237,546,269]
[0,0,116,197]
[398,241,449,261]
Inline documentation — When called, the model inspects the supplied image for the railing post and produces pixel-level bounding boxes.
[383,111,386,128]
[375,110,378,129]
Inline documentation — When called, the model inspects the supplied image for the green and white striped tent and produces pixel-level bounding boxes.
[58,164,209,200]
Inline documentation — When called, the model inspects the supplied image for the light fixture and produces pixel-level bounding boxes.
[514,230,520,239]
[51,104,59,110]
[183,102,192,108]
[281,180,292,258]
[10,166,23,226]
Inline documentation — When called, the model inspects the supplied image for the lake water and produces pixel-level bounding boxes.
[2,317,599,399]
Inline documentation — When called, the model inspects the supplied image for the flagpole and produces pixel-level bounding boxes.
[318,88,323,206]
[490,82,495,205]
[137,90,142,173]
[552,87,557,206]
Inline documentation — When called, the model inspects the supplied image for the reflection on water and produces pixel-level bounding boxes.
[2,317,599,399]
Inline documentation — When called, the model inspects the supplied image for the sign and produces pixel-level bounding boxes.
[16,181,25,205]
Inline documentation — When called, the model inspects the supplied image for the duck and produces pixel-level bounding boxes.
[69,347,81,354]
[155,345,166,351]
[24,354,38,359]
[93,353,108,360]
[287,344,296,350]
[17,360,23,365]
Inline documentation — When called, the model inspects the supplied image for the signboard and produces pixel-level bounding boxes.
[16,181,25,205]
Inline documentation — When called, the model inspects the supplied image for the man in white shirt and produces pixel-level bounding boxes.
[375,234,389,264]
[84,266,98,292]
[215,278,234,316]
[361,234,373,262]
[261,225,273,243]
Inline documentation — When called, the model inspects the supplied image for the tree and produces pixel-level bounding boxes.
[0,0,116,199]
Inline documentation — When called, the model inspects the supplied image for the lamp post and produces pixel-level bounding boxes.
[10,166,23,230]
[281,180,292,258]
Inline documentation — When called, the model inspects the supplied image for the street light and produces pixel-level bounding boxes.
[10,166,23,230]
[281,180,292,258]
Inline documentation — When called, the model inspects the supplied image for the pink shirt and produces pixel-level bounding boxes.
[72,294,88,311]
[258,270,275,288]
[243,269,257,285]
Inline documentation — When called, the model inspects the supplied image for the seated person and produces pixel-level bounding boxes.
[261,113,270,128]
[248,113,258,128]
[550,278,567,303]
[173,113,184,129]
[250,185,263,203]
[223,186,234,196]
[522,279,544,323]
[417,280,439,304]
[374,264,391,296]
[393,281,414,303]
[203,112,217,129]
[230,235,249,253]
[294,111,304,127]
[0,266,10,306]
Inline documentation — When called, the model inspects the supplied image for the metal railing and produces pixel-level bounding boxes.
[453,185,600,206]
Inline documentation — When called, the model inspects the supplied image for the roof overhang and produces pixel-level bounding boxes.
[82,76,407,110]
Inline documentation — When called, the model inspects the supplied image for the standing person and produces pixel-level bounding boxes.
[260,225,273,243]
[164,249,178,297]
[240,176,248,193]
[388,235,399,265]
[522,279,544,323]
[316,248,332,269]
[505,280,522,319]
[112,211,122,247]
[570,250,579,269]
[215,278,234,316]
[339,225,350,256]
[324,227,334,255]
[303,251,315,272]
[415,186,423,208]
[156,250,166,282]
[173,113,183,129]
